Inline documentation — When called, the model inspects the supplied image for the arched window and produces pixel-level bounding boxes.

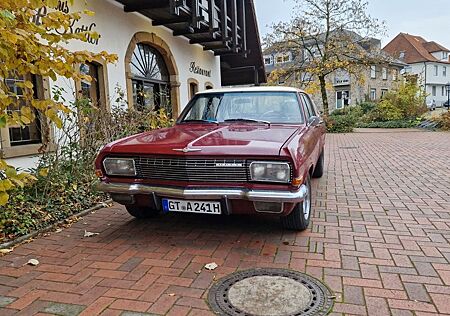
[130,43,171,114]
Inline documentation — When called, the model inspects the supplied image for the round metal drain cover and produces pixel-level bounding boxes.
[208,268,333,316]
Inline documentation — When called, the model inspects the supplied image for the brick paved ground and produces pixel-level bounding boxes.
[1,129,450,316]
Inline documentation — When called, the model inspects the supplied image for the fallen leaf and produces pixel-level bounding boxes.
[84,230,100,237]
[205,262,218,271]
[27,259,39,266]
[168,293,175,297]
[55,228,63,233]
[195,270,202,274]
[0,248,13,254]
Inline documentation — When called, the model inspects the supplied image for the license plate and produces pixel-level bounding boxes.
[162,199,222,215]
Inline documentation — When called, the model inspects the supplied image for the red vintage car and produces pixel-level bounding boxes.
[95,87,326,230]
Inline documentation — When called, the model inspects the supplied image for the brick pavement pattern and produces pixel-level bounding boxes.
[1,129,450,316]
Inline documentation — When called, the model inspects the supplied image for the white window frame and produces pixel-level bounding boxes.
[443,66,447,77]
[432,85,436,97]
[264,56,273,66]
[382,67,387,80]
[370,88,377,100]
[275,52,291,64]
[434,65,439,76]
[370,66,376,79]
[392,69,399,81]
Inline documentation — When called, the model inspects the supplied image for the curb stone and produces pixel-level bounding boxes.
[0,199,112,250]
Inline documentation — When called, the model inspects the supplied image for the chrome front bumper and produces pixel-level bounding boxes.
[96,182,308,203]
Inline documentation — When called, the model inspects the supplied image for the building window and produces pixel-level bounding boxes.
[370,88,377,101]
[370,66,376,79]
[205,83,214,90]
[0,74,44,158]
[432,86,436,96]
[392,69,399,81]
[264,56,273,65]
[336,90,350,109]
[78,62,106,108]
[442,86,446,96]
[434,65,439,76]
[130,43,171,114]
[399,51,405,59]
[275,53,291,64]
[382,67,387,80]
[443,52,448,60]
[189,80,199,99]
[381,89,388,98]
[444,66,447,77]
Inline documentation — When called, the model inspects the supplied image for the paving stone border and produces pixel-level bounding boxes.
[0,200,112,250]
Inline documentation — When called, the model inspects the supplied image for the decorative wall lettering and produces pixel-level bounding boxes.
[32,0,100,45]
[189,62,211,77]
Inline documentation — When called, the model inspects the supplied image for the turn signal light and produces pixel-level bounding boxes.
[95,169,103,178]
[292,177,303,186]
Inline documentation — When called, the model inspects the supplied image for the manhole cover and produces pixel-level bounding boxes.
[208,268,334,316]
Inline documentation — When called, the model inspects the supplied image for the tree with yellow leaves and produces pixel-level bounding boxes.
[265,0,387,114]
[0,0,117,205]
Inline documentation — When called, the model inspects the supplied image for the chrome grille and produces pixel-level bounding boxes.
[134,157,248,182]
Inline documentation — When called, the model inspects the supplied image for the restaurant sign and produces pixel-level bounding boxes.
[189,62,211,77]
[33,0,101,46]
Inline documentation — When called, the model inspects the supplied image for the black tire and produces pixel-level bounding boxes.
[281,176,312,231]
[125,205,159,219]
[312,149,324,178]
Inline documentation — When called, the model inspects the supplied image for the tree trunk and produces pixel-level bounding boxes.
[318,75,329,115]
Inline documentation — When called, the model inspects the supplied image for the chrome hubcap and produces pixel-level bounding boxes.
[303,181,311,220]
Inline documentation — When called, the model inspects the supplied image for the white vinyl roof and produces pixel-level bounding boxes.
[198,86,305,94]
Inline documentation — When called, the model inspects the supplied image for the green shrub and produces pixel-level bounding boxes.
[325,115,355,133]
[434,112,450,130]
[358,102,376,114]
[356,119,421,129]
[0,88,174,242]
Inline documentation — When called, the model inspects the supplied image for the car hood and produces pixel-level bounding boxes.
[105,124,301,157]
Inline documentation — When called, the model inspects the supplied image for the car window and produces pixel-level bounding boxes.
[180,92,305,124]
[300,93,317,118]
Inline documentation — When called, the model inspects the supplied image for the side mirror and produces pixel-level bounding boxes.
[308,116,320,126]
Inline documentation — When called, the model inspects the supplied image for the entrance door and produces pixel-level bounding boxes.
[336,90,349,109]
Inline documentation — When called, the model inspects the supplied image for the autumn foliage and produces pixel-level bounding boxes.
[0,0,117,205]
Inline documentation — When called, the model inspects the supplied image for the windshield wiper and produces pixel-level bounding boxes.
[224,118,271,125]
[180,119,219,124]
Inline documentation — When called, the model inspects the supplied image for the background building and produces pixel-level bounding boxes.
[264,36,405,112]
[3,0,266,169]
[383,33,450,107]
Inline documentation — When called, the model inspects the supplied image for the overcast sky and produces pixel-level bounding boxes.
[254,0,450,49]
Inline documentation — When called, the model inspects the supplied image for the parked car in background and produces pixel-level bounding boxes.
[95,87,326,231]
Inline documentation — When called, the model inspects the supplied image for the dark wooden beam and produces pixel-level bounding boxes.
[189,34,222,44]
[230,0,239,52]
[220,0,228,40]
[238,0,247,57]
[173,26,195,36]
[152,17,190,26]
[124,0,167,12]
[203,42,231,51]
[190,0,202,28]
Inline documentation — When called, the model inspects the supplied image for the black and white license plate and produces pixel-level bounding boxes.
[162,199,222,215]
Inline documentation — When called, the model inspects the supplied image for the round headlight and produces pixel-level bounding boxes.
[276,170,288,181]
[253,165,266,177]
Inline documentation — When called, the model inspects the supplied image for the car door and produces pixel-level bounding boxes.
[299,93,325,166]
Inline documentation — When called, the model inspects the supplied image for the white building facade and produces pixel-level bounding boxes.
[3,0,265,169]
[383,33,450,107]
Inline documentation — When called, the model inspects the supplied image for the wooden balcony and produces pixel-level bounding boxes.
[115,0,266,86]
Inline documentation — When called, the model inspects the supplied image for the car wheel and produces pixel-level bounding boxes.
[312,149,324,178]
[125,205,159,219]
[281,176,312,231]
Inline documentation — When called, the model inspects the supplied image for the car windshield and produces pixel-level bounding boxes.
[179,92,305,124]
